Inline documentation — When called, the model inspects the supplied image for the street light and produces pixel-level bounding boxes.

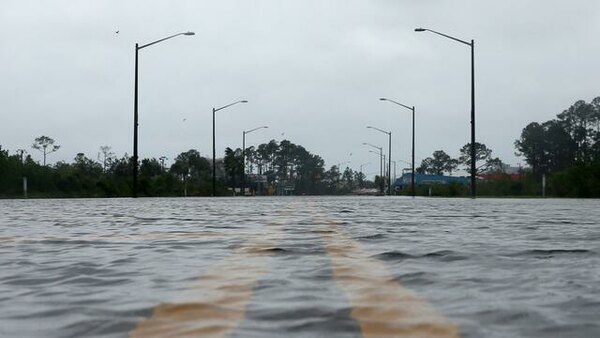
[242,125,268,196]
[212,100,248,197]
[369,150,386,180]
[380,98,415,197]
[367,126,392,195]
[364,142,384,194]
[133,31,194,198]
[415,27,476,197]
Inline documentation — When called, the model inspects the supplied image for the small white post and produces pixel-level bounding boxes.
[23,177,28,198]
[542,174,546,198]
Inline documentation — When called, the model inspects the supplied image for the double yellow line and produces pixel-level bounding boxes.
[130,203,459,337]
[318,216,459,337]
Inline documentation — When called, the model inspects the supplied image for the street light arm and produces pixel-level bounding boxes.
[366,125,391,135]
[415,28,471,46]
[215,100,248,113]
[380,98,413,111]
[362,142,382,152]
[138,31,195,50]
[244,125,268,135]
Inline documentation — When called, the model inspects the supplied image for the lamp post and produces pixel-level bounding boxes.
[380,98,415,197]
[364,143,384,194]
[367,126,392,195]
[212,100,248,197]
[133,31,194,198]
[242,125,268,196]
[415,27,476,197]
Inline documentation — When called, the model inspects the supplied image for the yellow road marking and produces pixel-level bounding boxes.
[318,216,460,338]
[129,222,285,338]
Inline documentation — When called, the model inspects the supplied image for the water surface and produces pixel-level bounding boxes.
[1,197,598,337]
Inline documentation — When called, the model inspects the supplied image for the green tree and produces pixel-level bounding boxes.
[418,150,458,175]
[459,142,504,177]
[223,147,243,192]
[557,99,598,164]
[515,122,547,175]
[98,146,115,172]
[32,136,60,166]
[515,120,576,175]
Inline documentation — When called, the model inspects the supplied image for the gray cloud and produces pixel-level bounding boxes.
[1,0,599,177]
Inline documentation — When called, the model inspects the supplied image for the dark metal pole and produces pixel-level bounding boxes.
[414,28,475,197]
[379,148,383,194]
[470,40,476,198]
[388,133,392,195]
[212,108,216,197]
[378,150,381,180]
[133,44,139,198]
[411,106,416,197]
[242,131,246,196]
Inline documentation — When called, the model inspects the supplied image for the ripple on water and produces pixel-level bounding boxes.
[374,249,468,262]
[0,197,599,338]
[505,248,595,259]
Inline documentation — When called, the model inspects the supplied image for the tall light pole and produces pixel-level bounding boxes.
[369,150,384,191]
[242,125,268,196]
[133,31,194,198]
[364,143,383,194]
[212,100,248,197]
[380,98,415,197]
[415,27,476,197]
[367,126,392,195]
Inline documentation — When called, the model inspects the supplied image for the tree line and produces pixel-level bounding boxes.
[0,138,377,198]
[414,95,600,197]
[416,142,503,176]
[2,96,598,198]
[514,96,600,197]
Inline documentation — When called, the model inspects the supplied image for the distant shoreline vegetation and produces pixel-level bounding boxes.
[0,139,377,198]
[1,96,599,198]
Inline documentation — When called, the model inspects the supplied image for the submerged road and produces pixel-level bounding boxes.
[1,196,598,337]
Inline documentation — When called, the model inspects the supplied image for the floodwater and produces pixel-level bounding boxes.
[0,196,599,338]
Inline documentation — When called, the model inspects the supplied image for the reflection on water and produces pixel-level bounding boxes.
[0,197,599,337]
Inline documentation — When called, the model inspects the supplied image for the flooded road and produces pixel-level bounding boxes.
[1,197,599,337]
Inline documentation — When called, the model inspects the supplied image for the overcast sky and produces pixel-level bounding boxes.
[2,0,599,178]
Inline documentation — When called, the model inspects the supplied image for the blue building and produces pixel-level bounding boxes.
[394,173,469,192]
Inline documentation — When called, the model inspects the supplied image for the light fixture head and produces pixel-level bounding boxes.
[184,32,195,36]
[241,100,248,103]
[414,28,426,32]
[379,98,387,101]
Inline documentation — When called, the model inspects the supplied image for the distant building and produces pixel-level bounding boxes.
[479,165,527,181]
[394,173,469,192]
